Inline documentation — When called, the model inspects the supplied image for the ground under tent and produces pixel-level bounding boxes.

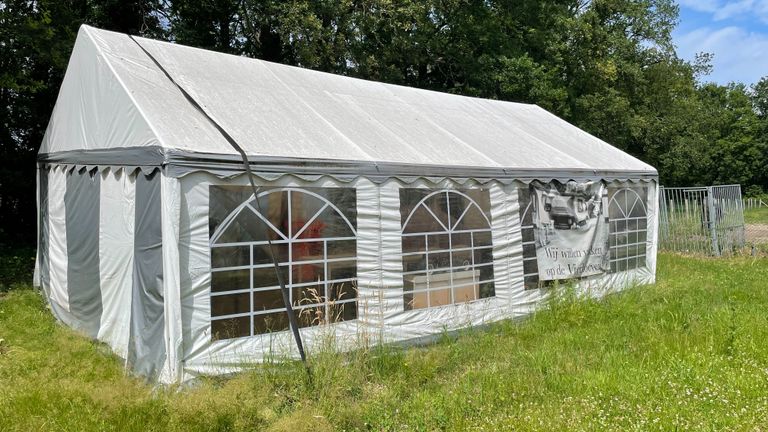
[34,25,659,384]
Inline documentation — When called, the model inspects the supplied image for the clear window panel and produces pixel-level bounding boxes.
[331,301,357,322]
[479,281,496,298]
[402,235,426,254]
[252,289,285,312]
[254,312,289,334]
[292,284,325,307]
[403,253,426,272]
[454,205,488,231]
[523,258,539,276]
[473,231,492,247]
[211,293,250,316]
[212,316,250,340]
[327,240,357,259]
[608,185,649,273]
[253,266,289,289]
[451,232,472,248]
[428,252,451,272]
[329,281,356,302]
[399,188,496,309]
[209,186,359,340]
[211,245,250,268]
[521,228,535,243]
[451,250,473,269]
[428,233,450,251]
[211,269,250,293]
[402,205,444,233]
[252,243,289,264]
[329,261,357,281]
[292,263,324,285]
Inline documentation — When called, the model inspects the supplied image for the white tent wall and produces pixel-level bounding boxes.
[160,172,184,383]
[178,173,374,378]
[40,27,159,154]
[372,178,516,343]
[34,166,658,385]
[173,172,658,381]
[96,169,136,359]
[34,165,182,381]
[46,166,70,313]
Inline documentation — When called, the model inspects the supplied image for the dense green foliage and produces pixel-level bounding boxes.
[2,0,768,246]
[0,247,34,292]
[1,253,768,430]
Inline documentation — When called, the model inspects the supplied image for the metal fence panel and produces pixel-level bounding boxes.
[659,185,746,256]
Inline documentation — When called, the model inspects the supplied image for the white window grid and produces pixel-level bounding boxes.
[519,198,539,282]
[608,188,648,272]
[400,190,496,308]
[209,187,358,338]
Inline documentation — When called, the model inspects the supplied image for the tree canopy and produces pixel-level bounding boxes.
[2,0,767,245]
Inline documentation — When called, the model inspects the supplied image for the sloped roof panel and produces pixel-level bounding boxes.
[41,25,656,176]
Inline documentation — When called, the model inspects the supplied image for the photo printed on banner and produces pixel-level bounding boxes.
[521,180,610,281]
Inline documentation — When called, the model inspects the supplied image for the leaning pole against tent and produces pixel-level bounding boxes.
[34,25,659,384]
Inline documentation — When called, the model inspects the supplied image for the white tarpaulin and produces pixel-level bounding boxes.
[39,26,655,180]
[35,25,660,384]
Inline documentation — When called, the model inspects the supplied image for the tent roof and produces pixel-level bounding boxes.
[40,25,656,178]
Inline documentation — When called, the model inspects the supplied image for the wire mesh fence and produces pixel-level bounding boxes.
[659,185,748,256]
[742,197,768,251]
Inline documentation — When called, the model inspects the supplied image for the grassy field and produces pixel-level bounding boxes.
[744,206,768,224]
[2,253,768,431]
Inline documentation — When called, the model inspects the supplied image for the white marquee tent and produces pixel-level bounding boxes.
[35,25,658,383]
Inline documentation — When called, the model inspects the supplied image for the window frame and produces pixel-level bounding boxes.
[399,189,496,310]
[208,186,358,340]
[608,186,648,272]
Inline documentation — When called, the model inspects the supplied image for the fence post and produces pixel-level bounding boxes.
[707,186,720,256]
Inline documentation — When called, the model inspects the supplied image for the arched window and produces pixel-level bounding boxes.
[399,189,496,309]
[208,187,357,340]
[608,187,648,272]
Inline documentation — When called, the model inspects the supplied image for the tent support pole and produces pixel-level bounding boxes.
[128,36,311,376]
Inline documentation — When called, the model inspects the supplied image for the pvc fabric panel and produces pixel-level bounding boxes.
[42,25,656,179]
[47,167,70,312]
[160,173,184,383]
[128,31,655,174]
[35,168,50,293]
[170,173,658,381]
[65,169,103,338]
[178,173,370,379]
[96,169,135,358]
[373,179,513,342]
[647,181,659,278]
[39,27,158,154]
[127,170,166,380]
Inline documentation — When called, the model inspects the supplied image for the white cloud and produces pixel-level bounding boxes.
[713,0,756,21]
[677,0,768,23]
[674,25,768,84]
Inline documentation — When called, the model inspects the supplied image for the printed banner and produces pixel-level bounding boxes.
[528,180,609,280]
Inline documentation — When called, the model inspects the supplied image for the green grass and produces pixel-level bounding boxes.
[744,206,768,224]
[3,253,768,431]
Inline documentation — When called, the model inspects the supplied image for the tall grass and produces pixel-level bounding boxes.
[2,253,768,430]
[744,206,768,224]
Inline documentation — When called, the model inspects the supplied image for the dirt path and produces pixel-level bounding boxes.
[746,224,768,243]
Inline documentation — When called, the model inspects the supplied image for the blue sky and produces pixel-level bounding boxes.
[673,0,768,85]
